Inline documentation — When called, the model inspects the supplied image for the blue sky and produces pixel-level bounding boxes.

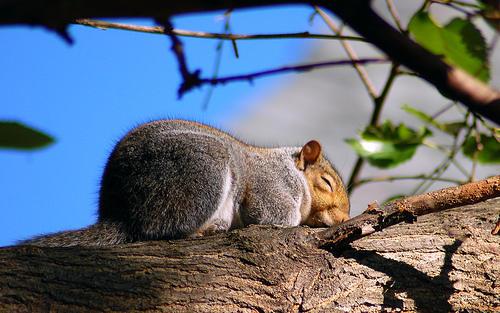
[0,5,325,246]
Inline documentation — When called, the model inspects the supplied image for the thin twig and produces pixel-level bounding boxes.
[416,158,453,195]
[199,58,387,86]
[347,64,399,194]
[430,0,479,16]
[73,19,367,42]
[476,114,498,135]
[346,158,364,195]
[371,64,399,125]
[314,6,378,100]
[160,19,201,98]
[314,6,391,195]
[314,175,500,252]
[469,117,481,182]
[429,0,483,9]
[385,0,405,33]
[4,0,500,123]
[431,102,455,119]
[202,10,232,110]
[413,115,471,194]
[423,141,470,177]
[396,69,420,77]
[352,175,463,188]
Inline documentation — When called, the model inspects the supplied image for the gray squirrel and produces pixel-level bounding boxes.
[22,119,349,247]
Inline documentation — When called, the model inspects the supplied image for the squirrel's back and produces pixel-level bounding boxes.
[20,119,349,247]
[98,119,248,240]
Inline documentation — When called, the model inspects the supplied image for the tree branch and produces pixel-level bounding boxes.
[1,194,499,311]
[330,1,500,124]
[0,0,499,123]
[314,175,500,252]
[160,19,201,98]
[347,63,399,194]
[352,174,464,188]
[385,0,405,33]
[74,18,366,42]
[197,58,387,87]
[314,6,379,100]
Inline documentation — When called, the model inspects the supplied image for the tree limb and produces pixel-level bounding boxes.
[1,196,498,312]
[74,18,366,42]
[196,58,387,89]
[0,174,498,311]
[314,175,500,251]
[330,1,500,124]
[314,6,379,100]
[351,174,464,188]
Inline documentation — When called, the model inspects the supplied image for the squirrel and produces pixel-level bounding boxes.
[21,119,349,247]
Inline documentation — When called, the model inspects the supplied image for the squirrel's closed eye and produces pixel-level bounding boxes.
[321,176,334,192]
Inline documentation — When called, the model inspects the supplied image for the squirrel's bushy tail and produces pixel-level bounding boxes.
[19,222,128,247]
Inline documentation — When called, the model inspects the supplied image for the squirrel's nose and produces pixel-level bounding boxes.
[338,213,349,223]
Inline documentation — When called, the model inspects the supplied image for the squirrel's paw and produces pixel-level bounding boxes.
[193,220,230,237]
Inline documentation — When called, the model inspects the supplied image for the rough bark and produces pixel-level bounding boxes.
[1,198,499,313]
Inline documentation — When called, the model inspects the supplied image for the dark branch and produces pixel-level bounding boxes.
[330,1,500,124]
[74,18,366,42]
[0,0,499,123]
[171,56,386,95]
[160,19,201,98]
[198,58,387,87]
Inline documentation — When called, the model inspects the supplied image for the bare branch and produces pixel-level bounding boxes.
[161,16,386,98]
[198,58,387,87]
[160,19,201,98]
[352,175,463,188]
[74,18,367,42]
[202,10,233,110]
[385,0,405,33]
[314,6,379,100]
[313,175,500,252]
[346,64,399,194]
[330,1,500,124]
[430,0,483,9]
[430,0,479,16]
[1,0,499,123]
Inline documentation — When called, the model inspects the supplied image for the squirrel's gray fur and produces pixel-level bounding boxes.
[20,119,348,247]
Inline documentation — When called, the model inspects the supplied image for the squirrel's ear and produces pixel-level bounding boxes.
[297,140,322,170]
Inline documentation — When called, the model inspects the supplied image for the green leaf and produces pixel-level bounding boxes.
[440,121,466,136]
[462,133,500,164]
[0,121,54,150]
[345,121,432,168]
[401,104,465,136]
[401,104,435,124]
[408,11,489,82]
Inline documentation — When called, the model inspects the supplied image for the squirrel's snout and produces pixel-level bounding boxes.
[304,209,348,228]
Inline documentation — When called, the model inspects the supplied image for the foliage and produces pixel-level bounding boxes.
[346,121,431,168]
[0,121,54,150]
[401,104,465,136]
[462,133,500,164]
[408,11,489,82]
[342,2,498,199]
